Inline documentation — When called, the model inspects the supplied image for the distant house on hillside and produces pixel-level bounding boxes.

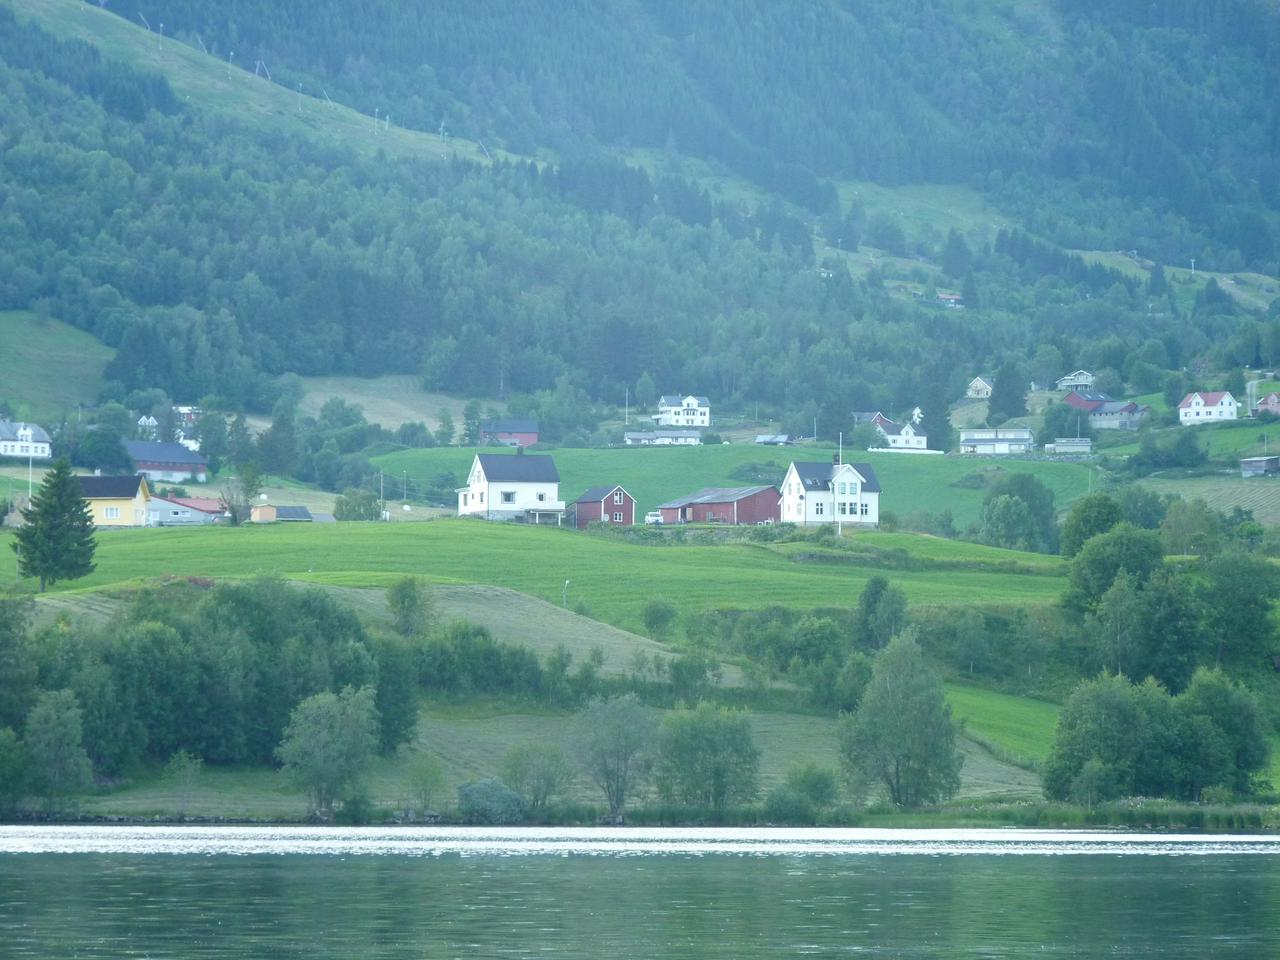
[624,430,701,446]
[1178,391,1238,425]
[935,292,964,308]
[124,441,209,483]
[779,457,880,526]
[457,452,564,523]
[755,434,793,446]
[77,475,151,527]
[148,495,225,526]
[958,427,1035,455]
[966,377,993,399]
[1056,370,1095,391]
[571,485,636,529]
[653,395,710,428]
[872,416,927,451]
[1045,437,1094,455]
[480,419,539,447]
[0,421,52,460]
[1061,392,1147,431]
[136,414,159,440]
[1255,393,1280,417]
[656,486,779,525]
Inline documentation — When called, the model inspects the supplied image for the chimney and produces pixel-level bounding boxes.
[832,452,841,466]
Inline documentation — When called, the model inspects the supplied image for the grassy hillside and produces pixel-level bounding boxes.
[296,375,494,432]
[1138,475,1280,525]
[373,444,1097,527]
[0,521,1068,633]
[0,310,113,422]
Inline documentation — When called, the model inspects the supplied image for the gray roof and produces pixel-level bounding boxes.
[124,441,207,465]
[657,485,776,509]
[76,475,145,499]
[658,395,710,406]
[791,461,881,494]
[0,421,51,443]
[482,419,539,435]
[476,453,559,483]
[275,505,313,521]
[625,430,702,440]
[575,485,629,503]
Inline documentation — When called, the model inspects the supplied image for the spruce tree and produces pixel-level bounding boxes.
[13,458,96,592]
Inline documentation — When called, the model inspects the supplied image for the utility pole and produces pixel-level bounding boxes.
[624,386,629,426]
[562,579,570,608]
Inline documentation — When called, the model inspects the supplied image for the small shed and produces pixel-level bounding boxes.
[1240,456,1280,478]
[572,485,636,529]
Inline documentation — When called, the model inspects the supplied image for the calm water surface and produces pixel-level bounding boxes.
[2,826,1278,958]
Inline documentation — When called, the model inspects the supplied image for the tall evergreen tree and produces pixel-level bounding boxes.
[13,458,97,592]
[987,361,1027,422]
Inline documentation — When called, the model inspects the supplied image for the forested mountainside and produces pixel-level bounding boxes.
[1,1,1278,424]
[106,0,1280,267]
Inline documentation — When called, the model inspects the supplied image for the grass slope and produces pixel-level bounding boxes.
[0,310,113,422]
[373,444,1097,527]
[296,375,492,432]
[1138,475,1280,525]
[0,521,1068,633]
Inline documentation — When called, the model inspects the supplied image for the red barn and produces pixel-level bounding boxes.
[572,485,636,529]
[481,419,540,447]
[656,485,779,525]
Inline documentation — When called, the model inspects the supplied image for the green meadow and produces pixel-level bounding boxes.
[373,444,1097,528]
[0,521,1068,634]
[0,310,113,422]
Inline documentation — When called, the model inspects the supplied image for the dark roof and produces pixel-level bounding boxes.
[658,395,710,406]
[476,453,559,483]
[0,421,51,443]
[575,485,629,503]
[124,441,207,465]
[275,505,313,521]
[791,461,881,494]
[657,485,776,509]
[482,419,539,434]
[76,475,144,499]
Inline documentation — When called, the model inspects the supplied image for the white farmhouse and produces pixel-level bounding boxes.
[624,430,702,446]
[966,376,993,399]
[779,456,880,527]
[1177,391,1238,425]
[0,421,52,460]
[654,395,710,427]
[1056,370,1095,391]
[875,417,927,451]
[457,452,565,523]
[958,427,1035,455]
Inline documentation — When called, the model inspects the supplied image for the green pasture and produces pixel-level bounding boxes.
[82,699,1040,820]
[373,444,1097,528]
[0,310,113,422]
[0,521,1069,634]
[945,683,1060,767]
[1138,475,1280,525]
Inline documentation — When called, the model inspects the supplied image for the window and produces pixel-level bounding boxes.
[502,491,516,504]
[860,502,869,516]
[537,493,546,502]
[104,507,120,520]
[613,512,624,522]
[461,493,468,506]
[613,491,625,504]
[814,502,824,516]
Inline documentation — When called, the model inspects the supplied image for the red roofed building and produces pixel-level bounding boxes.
[1178,391,1238,425]
[1255,393,1280,417]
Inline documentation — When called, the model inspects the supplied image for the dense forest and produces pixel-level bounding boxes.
[0,1,1278,427]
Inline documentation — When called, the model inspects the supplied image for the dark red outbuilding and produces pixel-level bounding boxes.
[656,485,779,525]
[572,485,636,529]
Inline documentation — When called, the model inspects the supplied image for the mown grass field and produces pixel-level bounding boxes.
[373,444,1097,528]
[1137,475,1280,525]
[0,521,1069,634]
[296,375,494,432]
[0,310,113,422]
[81,700,1041,820]
[945,683,1060,767]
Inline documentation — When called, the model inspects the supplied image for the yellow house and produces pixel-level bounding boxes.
[76,475,151,527]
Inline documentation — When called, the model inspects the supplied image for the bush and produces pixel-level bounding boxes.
[457,778,525,824]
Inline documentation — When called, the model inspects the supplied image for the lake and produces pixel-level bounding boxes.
[2,826,1278,957]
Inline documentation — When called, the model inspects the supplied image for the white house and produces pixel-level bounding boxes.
[779,457,880,527]
[456,452,565,523]
[958,427,1035,455]
[0,421,52,460]
[624,430,702,446]
[1056,370,1095,391]
[654,395,711,428]
[1178,391,1238,425]
[966,377,993,399]
[874,417,927,451]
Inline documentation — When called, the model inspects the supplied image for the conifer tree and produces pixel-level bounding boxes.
[12,458,96,592]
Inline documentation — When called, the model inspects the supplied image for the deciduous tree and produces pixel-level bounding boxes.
[573,694,654,819]
[654,702,760,810]
[276,686,380,818]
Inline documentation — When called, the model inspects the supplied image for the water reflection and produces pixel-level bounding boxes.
[1,828,1277,958]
